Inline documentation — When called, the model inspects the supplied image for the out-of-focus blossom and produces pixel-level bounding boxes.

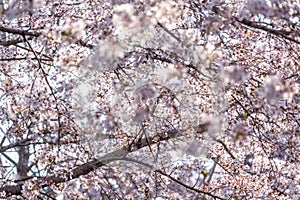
[112,4,143,36]
[260,73,282,103]
[134,83,157,104]
[146,0,184,29]
[62,18,85,39]
[90,39,125,71]
[157,65,180,82]
[193,43,215,65]
[259,73,298,104]
[223,66,250,84]
[239,0,272,18]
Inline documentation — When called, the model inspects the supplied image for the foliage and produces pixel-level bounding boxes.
[0,0,299,199]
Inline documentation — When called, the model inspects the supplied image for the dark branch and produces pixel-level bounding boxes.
[0,26,41,37]
[155,169,226,200]
[210,6,300,45]
[0,124,210,196]
[235,18,300,45]
[0,138,31,153]
[0,37,33,46]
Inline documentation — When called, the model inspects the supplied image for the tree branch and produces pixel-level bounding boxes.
[0,26,41,37]
[155,169,226,200]
[0,138,31,153]
[211,6,300,45]
[0,125,208,196]
[235,18,300,45]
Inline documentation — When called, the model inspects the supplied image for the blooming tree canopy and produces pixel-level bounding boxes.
[0,0,299,199]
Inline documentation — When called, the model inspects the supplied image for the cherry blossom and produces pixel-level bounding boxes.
[0,0,299,199]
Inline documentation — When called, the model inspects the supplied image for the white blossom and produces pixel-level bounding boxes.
[112,4,143,36]
[156,65,180,82]
[62,18,85,39]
